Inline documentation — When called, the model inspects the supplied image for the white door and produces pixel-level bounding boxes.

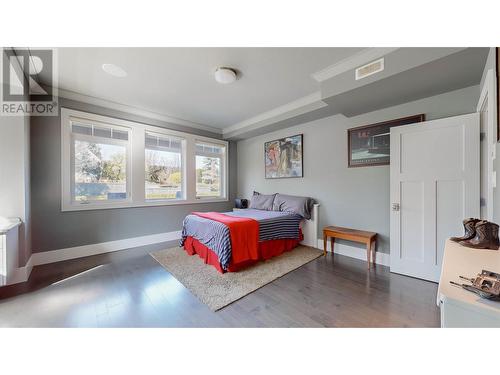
[390,113,480,282]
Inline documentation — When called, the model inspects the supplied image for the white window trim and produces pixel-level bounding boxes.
[71,130,132,205]
[144,131,186,202]
[195,141,227,200]
[61,108,228,212]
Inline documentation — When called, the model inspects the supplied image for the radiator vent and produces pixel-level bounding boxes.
[355,58,384,80]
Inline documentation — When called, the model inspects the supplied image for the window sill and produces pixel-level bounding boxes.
[61,198,229,212]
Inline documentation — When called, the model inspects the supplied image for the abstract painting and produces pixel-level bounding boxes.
[348,114,425,167]
[265,134,303,178]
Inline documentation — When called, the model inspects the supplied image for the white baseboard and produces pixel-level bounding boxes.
[317,239,390,267]
[31,230,182,266]
[7,256,33,285]
[4,230,182,285]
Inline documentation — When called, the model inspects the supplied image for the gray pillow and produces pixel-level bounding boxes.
[249,193,276,210]
[272,193,314,219]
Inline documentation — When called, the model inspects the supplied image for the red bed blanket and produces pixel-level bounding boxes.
[184,235,302,273]
[192,211,259,264]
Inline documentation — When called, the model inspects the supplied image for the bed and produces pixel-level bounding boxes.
[180,193,319,273]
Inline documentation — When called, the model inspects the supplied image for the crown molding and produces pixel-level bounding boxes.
[222,91,326,137]
[55,88,223,134]
[311,47,400,82]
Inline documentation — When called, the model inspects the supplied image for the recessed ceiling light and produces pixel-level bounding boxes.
[214,67,237,84]
[102,63,127,78]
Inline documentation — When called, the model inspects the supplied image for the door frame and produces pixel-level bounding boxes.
[476,68,497,221]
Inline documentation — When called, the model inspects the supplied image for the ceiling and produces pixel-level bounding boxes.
[32,47,488,138]
[41,47,364,129]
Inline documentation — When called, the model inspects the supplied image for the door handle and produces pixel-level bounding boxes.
[392,203,400,211]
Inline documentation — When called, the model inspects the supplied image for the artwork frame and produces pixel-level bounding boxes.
[347,114,425,168]
[264,134,303,179]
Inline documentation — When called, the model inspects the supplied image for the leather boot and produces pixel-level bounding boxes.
[450,218,480,242]
[460,221,500,250]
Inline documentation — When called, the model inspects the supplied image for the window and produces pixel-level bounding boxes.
[196,142,225,198]
[61,108,228,211]
[71,121,130,204]
[145,132,184,200]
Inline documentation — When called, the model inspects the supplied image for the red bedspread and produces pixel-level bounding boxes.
[184,235,302,273]
[192,211,259,264]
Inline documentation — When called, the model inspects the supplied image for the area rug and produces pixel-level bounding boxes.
[150,245,323,311]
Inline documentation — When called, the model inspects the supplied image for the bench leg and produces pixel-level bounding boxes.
[366,241,371,269]
[371,240,376,266]
[330,237,335,256]
[323,233,327,256]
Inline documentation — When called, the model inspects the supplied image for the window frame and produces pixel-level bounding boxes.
[144,130,186,202]
[195,141,226,200]
[71,129,132,205]
[61,108,228,212]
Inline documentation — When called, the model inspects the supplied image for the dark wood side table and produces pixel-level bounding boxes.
[323,226,377,269]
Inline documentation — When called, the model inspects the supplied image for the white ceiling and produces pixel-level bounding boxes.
[44,47,364,129]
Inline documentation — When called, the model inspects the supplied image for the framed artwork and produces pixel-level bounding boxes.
[348,114,425,167]
[264,134,303,178]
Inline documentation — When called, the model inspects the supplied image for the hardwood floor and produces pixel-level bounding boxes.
[0,243,440,327]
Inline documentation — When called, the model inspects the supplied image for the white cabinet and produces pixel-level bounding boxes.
[0,218,21,286]
[437,239,500,327]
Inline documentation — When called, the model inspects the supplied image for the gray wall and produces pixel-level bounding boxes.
[30,97,237,253]
[237,85,480,254]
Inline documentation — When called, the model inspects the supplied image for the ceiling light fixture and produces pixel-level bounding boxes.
[102,63,127,78]
[214,67,237,84]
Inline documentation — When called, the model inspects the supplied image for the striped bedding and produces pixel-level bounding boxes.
[180,209,303,270]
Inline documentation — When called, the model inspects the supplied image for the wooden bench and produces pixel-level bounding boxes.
[323,226,377,269]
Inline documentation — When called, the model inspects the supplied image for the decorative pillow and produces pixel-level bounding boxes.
[272,193,314,219]
[249,193,276,210]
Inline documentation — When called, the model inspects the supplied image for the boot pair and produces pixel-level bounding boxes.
[451,218,500,250]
